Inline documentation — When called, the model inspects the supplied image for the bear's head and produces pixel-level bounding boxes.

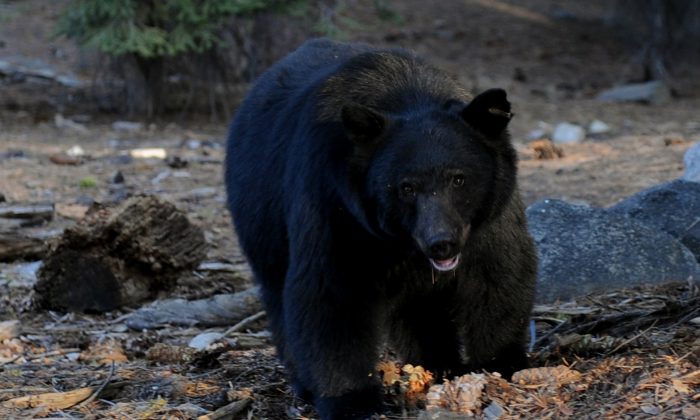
[342,89,517,271]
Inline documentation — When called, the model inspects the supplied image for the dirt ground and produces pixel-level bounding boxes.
[1,0,699,418]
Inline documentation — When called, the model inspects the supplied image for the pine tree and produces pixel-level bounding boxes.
[56,0,308,116]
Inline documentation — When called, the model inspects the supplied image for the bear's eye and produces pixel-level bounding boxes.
[400,182,416,198]
[452,174,465,187]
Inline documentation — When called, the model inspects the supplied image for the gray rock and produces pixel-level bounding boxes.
[552,122,585,144]
[608,179,700,261]
[527,199,700,303]
[188,332,224,349]
[596,80,671,104]
[588,119,611,135]
[683,141,700,183]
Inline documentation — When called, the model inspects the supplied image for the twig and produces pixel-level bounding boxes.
[0,386,52,394]
[607,320,658,355]
[223,311,266,337]
[23,348,81,362]
[197,398,252,420]
[2,348,81,366]
[532,316,567,325]
[534,319,569,347]
[77,361,116,408]
[0,355,21,366]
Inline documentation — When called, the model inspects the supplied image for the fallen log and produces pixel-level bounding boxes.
[125,287,262,330]
[34,196,208,312]
[0,233,45,261]
[0,203,53,230]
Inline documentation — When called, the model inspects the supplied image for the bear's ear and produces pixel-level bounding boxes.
[341,103,387,145]
[461,88,513,138]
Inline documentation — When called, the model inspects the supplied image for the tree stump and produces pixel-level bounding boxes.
[35,196,208,312]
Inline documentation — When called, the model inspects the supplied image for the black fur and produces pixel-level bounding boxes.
[225,39,537,419]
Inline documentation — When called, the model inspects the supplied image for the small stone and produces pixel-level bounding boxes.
[188,187,218,199]
[588,120,610,135]
[185,139,201,150]
[526,121,552,141]
[483,401,505,420]
[111,171,125,184]
[66,145,85,157]
[112,121,142,132]
[188,332,224,350]
[596,80,671,104]
[552,122,585,144]
[689,317,700,325]
[683,141,700,183]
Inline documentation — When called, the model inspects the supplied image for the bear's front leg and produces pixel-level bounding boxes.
[283,268,384,420]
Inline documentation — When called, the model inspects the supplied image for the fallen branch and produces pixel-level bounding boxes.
[0,203,54,220]
[22,348,81,362]
[607,320,658,354]
[197,398,252,420]
[223,310,266,337]
[77,361,116,408]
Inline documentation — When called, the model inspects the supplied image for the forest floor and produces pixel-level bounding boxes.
[1,0,699,418]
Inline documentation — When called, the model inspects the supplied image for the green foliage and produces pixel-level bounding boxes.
[55,0,307,58]
[78,176,97,189]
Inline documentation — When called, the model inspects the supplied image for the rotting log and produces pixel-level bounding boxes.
[34,196,208,312]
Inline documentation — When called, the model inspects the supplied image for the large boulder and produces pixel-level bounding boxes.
[608,179,700,261]
[527,199,700,303]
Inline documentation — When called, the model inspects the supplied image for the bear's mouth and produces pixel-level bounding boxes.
[429,255,460,272]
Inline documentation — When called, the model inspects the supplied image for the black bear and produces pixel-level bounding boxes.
[225,39,537,419]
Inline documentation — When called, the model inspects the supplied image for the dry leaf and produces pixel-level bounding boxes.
[672,378,692,394]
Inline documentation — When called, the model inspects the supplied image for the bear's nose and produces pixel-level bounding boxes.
[428,238,458,260]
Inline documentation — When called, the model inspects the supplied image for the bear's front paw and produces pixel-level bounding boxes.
[314,387,383,420]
